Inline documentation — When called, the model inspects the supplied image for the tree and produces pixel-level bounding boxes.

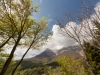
[83,42,100,75]
[83,20,100,75]
[0,0,50,75]
[0,52,21,75]
[56,1,100,75]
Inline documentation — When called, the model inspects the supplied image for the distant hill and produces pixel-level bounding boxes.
[19,45,82,70]
[57,45,81,54]
[55,50,82,60]
[56,45,82,59]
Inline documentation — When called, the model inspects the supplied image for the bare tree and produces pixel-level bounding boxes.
[56,1,100,75]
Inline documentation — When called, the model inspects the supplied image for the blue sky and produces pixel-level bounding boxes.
[33,0,99,29]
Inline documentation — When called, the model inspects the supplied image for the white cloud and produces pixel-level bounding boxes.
[45,24,77,50]
[5,46,45,59]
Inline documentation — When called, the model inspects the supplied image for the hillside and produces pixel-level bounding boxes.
[19,45,82,70]
[56,50,81,59]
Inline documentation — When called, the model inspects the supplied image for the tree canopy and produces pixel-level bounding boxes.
[0,0,50,75]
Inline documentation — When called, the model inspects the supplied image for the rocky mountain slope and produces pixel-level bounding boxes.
[23,45,82,62]
[35,48,56,60]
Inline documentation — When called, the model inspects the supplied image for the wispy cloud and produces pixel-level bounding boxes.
[40,0,43,4]
[48,18,53,22]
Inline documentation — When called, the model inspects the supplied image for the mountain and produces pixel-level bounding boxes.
[56,50,82,60]
[33,45,82,61]
[35,48,56,60]
[19,48,56,70]
[56,45,82,59]
[57,45,81,54]
[23,45,82,62]
[19,46,82,70]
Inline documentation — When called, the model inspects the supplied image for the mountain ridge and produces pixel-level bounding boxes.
[32,45,82,61]
[19,45,83,70]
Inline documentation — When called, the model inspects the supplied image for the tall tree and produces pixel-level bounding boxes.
[0,0,49,75]
[83,21,100,75]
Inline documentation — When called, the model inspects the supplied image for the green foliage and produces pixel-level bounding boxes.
[0,52,23,75]
[46,61,59,68]
[19,56,92,75]
[19,60,44,70]
[18,60,59,75]
[0,0,50,74]
[0,0,49,51]
[46,67,62,75]
[83,42,100,75]
[19,67,45,75]
[56,56,91,75]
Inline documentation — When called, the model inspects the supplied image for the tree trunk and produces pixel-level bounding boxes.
[79,44,96,75]
[84,55,97,75]
[0,37,21,75]
[11,47,30,75]
[11,37,36,75]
